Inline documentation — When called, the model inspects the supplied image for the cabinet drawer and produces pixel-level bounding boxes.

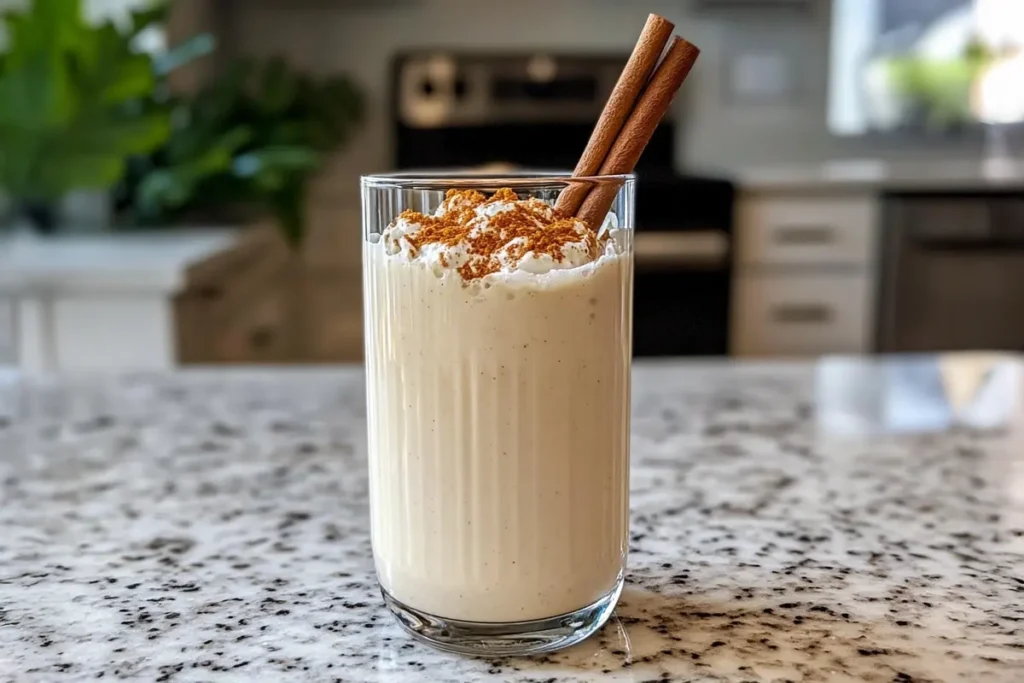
[737,196,878,267]
[731,274,874,357]
[175,242,289,363]
[207,270,293,363]
[303,271,363,362]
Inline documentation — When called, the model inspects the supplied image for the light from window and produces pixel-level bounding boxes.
[829,0,1024,135]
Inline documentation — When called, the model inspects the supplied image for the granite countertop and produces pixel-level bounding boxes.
[734,158,1024,194]
[1,358,1023,682]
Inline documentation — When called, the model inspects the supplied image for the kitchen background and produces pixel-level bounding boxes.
[2,0,1023,371]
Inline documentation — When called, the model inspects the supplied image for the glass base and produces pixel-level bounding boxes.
[381,576,624,657]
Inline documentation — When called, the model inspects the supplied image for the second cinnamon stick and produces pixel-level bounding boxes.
[554,14,674,217]
[577,37,700,232]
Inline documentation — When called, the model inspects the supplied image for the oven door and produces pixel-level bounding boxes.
[878,193,1024,352]
[633,230,732,357]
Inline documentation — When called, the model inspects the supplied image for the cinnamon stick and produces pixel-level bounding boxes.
[576,37,700,232]
[554,13,674,217]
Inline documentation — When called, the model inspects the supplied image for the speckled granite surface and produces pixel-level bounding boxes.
[1,358,1023,682]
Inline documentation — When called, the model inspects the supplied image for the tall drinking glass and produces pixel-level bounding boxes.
[361,172,634,655]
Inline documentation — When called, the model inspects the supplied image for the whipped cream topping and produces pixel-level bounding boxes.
[375,189,619,281]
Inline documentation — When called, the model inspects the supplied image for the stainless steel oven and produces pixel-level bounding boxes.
[391,50,736,356]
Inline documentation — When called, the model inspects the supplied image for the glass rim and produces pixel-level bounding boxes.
[361,170,636,190]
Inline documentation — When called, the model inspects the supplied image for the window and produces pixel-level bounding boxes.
[829,0,1024,135]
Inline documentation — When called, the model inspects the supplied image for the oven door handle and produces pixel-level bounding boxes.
[633,230,730,267]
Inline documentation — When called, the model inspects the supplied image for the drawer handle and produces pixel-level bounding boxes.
[773,225,835,245]
[771,304,832,324]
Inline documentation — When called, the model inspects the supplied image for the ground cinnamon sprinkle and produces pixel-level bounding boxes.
[399,189,599,281]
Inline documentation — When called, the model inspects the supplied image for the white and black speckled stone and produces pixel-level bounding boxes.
[0,360,1022,683]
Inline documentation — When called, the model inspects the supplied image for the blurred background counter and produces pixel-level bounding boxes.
[3,0,1024,371]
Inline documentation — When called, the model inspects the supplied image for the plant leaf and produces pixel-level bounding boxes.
[5,0,84,61]
[260,56,298,115]
[77,22,157,104]
[137,167,198,212]
[101,53,157,103]
[234,146,320,174]
[0,128,44,199]
[153,33,215,76]
[268,179,307,249]
[135,125,248,215]
[232,147,317,190]
[118,54,364,247]
[105,114,173,155]
[34,154,126,193]
[128,1,170,38]
[0,53,75,129]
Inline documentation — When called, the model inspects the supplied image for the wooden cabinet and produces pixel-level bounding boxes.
[731,192,880,357]
[202,269,295,364]
[175,228,286,363]
[175,210,365,365]
[303,270,364,362]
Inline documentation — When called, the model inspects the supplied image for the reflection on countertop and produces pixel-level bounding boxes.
[0,355,1022,681]
[816,352,1023,436]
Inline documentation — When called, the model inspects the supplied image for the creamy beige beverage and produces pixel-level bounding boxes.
[363,188,631,623]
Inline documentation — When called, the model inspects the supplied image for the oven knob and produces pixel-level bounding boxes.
[454,77,468,99]
[419,78,437,96]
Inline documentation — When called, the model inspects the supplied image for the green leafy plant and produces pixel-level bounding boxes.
[883,38,993,131]
[0,0,207,222]
[121,56,364,248]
